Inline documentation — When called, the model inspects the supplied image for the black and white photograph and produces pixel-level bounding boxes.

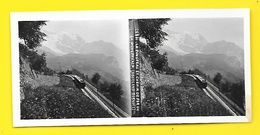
[18,20,131,119]
[131,18,248,117]
[129,10,251,122]
[12,9,251,127]
[12,11,133,126]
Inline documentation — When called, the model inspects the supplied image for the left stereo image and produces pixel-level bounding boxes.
[18,20,131,119]
[12,12,132,127]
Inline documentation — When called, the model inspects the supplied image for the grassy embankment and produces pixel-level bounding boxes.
[21,75,112,119]
[141,74,232,117]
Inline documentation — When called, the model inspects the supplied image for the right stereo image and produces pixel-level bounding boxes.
[130,16,249,118]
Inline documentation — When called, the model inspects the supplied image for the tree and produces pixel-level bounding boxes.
[42,67,55,76]
[151,51,168,71]
[19,43,47,72]
[109,83,123,100]
[29,52,46,71]
[66,69,72,74]
[19,21,47,72]
[108,82,123,112]
[188,69,194,74]
[213,72,223,86]
[165,66,176,75]
[230,81,245,109]
[221,81,231,93]
[99,82,110,93]
[19,21,47,50]
[137,19,171,72]
[138,19,171,49]
[91,73,101,85]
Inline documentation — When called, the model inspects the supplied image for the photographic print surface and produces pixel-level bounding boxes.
[18,20,131,119]
[131,18,247,117]
[12,9,251,127]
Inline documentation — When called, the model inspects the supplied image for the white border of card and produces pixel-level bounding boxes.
[11,9,251,127]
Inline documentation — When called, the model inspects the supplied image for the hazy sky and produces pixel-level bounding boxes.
[42,20,128,51]
[164,18,244,48]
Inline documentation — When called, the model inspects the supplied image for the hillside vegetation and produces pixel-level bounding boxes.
[21,75,112,119]
[140,50,232,116]
[141,74,231,116]
[19,21,113,119]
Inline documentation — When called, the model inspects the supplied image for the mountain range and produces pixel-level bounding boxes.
[40,31,125,59]
[39,30,245,84]
[46,53,122,83]
[38,31,128,83]
[159,30,244,83]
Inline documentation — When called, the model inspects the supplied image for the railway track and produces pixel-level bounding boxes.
[84,81,130,117]
[66,75,129,118]
[187,74,245,116]
[206,81,245,116]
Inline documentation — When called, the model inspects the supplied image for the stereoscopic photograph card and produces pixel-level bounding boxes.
[11,9,251,127]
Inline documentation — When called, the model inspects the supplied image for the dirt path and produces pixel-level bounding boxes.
[157,74,182,86]
[22,74,60,89]
[141,73,182,88]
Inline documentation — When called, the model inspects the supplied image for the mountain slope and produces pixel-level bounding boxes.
[79,40,124,57]
[38,46,57,58]
[162,30,208,54]
[46,53,123,83]
[39,32,127,69]
[201,40,244,68]
[162,31,244,69]
[168,53,244,82]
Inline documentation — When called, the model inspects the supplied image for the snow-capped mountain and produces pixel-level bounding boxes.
[38,31,129,81]
[162,30,208,54]
[40,31,86,55]
[39,31,125,60]
[160,30,244,68]
[158,30,245,82]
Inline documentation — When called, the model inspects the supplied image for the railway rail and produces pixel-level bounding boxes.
[187,74,245,116]
[65,74,129,118]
